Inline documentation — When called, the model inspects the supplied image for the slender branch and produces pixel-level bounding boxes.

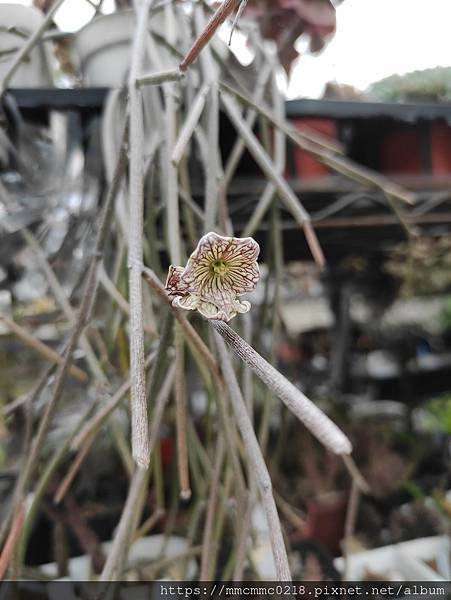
[211,321,352,455]
[98,265,158,338]
[172,83,210,166]
[0,502,25,580]
[200,436,225,580]
[179,0,241,72]
[214,331,292,581]
[127,0,157,468]
[141,267,247,499]
[20,229,107,384]
[164,92,182,265]
[343,478,360,581]
[220,81,415,206]
[175,322,191,499]
[71,350,157,451]
[0,315,87,383]
[220,91,325,267]
[99,467,150,581]
[136,68,183,87]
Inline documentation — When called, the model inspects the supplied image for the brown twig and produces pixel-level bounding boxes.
[179,0,241,72]
[0,502,25,580]
[0,315,87,382]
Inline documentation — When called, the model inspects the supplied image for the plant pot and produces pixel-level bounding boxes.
[73,9,167,87]
[334,535,450,581]
[0,4,53,88]
[380,128,423,175]
[429,124,451,175]
[381,123,451,176]
[291,118,337,179]
[291,491,347,555]
[39,534,197,580]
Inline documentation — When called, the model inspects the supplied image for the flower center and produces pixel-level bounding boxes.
[211,259,228,276]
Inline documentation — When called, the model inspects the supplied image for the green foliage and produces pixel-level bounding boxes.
[369,67,451,102]
[421,394,451,435]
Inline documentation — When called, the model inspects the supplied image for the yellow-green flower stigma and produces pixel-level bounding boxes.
[211,259,228,276]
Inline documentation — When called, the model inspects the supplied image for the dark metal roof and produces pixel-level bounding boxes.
[286,98,451,123]
[5,88,451,124]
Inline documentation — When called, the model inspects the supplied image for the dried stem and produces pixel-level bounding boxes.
[214,331,291,581]
[0,502,25,580]
[211,321,352,455]
[175,322,191,499]
[20,228,107,383]
[98,265,157,338]
[200,436,225,580]
[179,0,241,72]
[220,91,325,267]
[172,83,210,165]
[142,267,247,500]
[127,0,157,468]
[0,315,87,383]
[136,68,183,87]
[220,81,415,206]
[343,478,361,581]
[72,350,157,452]
[99,467,150,581]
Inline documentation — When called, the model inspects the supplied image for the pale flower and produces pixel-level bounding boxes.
[165,232,260,322]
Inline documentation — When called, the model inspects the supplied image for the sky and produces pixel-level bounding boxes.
[287,0,451,98]
[2,0,451,98]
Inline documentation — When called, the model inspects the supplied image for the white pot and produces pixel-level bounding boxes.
[73,9,167,87]
[0,4,53,87]
[40,534,197,580]
[335,535,450,581]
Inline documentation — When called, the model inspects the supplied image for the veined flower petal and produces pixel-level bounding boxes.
[164,232,260,322]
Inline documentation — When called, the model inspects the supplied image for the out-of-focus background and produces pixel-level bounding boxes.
[0,0,450,585]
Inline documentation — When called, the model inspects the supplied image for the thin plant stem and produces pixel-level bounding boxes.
[172,83,210,165]
[71,350,157,452]
[211,321,352,455]
[179,0,241,72]
[0,502,25,580]
[136,68,183,87]
[174,322,191,499]
[0,315,87,383]
[127,0,158,468]
[343,478,361,581]
[164,83,182,265]
[220,81,415,206]
[14,405,94,569]
[20,229,107,384]
[214,331,292,581]
[99,467,150,581]
[220,91,325,267]
[98,265,158,338]
[200,435,225,580]
[141,267,247,500]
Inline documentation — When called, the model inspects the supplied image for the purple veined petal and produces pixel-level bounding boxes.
[222,236,260,264]
[165,265,189,295]
[227,263,260,295]
[164,232,260,322]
